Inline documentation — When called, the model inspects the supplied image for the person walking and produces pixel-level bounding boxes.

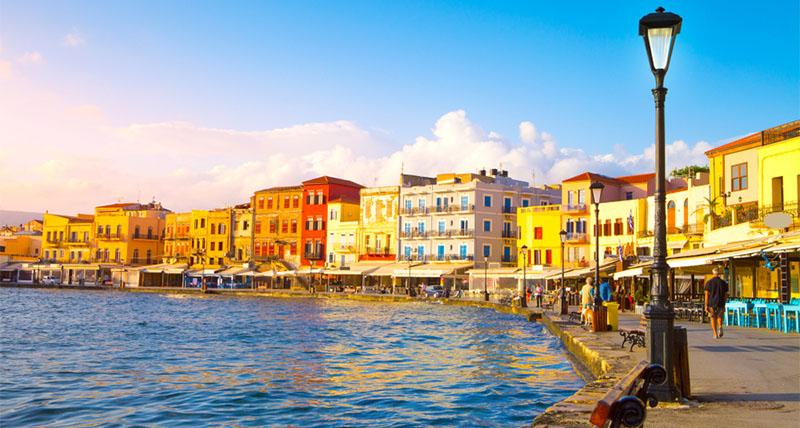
[599,278,612,302]
[580,277,594,324]
[705,267,729,339]
[534,284,543,308]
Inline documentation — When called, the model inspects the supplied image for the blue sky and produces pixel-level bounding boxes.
[0,1,797,212]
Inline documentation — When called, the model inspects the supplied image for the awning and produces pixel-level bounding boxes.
[709,246,773,261]
[368,262,422,277]
[325,262,385,276]
[667,239,688,249]
[466,267,521,276]
[613,263,653,279]
[667,254,720,268]
[392,263,473,278]
[164,264,188,274]
[185,269,219,276]
[765,240,800,253]
[215,266,255,276]
[140,263,172,273]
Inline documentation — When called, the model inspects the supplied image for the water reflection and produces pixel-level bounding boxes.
[0,288,583,427]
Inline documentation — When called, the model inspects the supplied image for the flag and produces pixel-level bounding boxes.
[628,210,634,233]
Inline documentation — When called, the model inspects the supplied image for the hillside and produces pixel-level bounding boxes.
[0,210,45,228]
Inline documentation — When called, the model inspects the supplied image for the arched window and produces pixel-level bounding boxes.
[134,225,140,239]
[146,249,152,264]
[116,225,121,238]
[683,199,689,226]
[114,248,120,262]
[133,249,139,263]
[105,225,110,236]
[667,201,676,231]
[147,227,153,239]
[104,248,109,261]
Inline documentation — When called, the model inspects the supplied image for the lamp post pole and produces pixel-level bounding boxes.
[590,181,605,310]
[640,7,682,402]
[520,245,528,307]
[560,230,568,315]
[484,256,489,301]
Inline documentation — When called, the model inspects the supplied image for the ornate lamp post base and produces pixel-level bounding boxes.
[644,303,679,401]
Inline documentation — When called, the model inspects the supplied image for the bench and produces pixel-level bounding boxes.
[619,316,647,352]
[589,360,667,428]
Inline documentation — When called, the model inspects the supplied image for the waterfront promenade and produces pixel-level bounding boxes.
[3,283,798,427]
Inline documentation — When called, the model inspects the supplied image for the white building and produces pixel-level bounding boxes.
[398,170,561,266]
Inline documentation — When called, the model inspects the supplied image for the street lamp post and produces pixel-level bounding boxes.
[640,6,682,402]
[559,230,568,315]
[520,245,528,307]
[590,181,604,309]
[483,256,489,301]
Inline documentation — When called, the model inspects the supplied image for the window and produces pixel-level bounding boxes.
[578,189,586,204]
[418,198,425,208]
[255,221,262,234]
[522,199,529,207]
[438,220,446,232]
[211,224,216,234]
[731,163,748,191]
[614,219,623,236]
[267,197,273,209]
[200,219,205,228]
[291,220,297,233]
[258,197,264,209]
[567,191,574,205]
[405,199,412,211]
[534,227,543,239]
[330,209,337,220]
[483,220,491,232]
[417,245,424,256]
[282,220,288,233]
[604,220,612,236]
[459,244,467,259]
[534,250,541,265]
[461,195,469,210]
[210,242,215,251]
[219,224,225,234]
[626,191,633,200]
[293,195,299,208]
[116,225,121,237]
[483,244,491,257]
[484,195,492,207]
[284,196,290,208]
[97,225,103,235]
[417,221,425,232]
[545,249,552,265]
[243,220,249,231]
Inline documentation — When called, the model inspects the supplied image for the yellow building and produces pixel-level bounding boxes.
[42,212,94,263]
[358,186,399,261]
[252,186,304,267]
[93,202,169,266]
[516,204,563,268]
[0,232,42,261]
[163,211,192,263]
[188,208,233,269]
[231,202,253,263]
[326,197,360,268]
[705,120,800,244]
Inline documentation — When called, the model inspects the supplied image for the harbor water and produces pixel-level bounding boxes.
[0,288,583,427]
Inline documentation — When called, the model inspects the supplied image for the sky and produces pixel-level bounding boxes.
[0,1,797,214]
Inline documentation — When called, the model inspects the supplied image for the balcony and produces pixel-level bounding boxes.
[303,251,324,260]
[165,233,191,241]
[430,204,475,214]
[501,230,518,239]
[65,238,90,246]
[501,206,516,214]
[96,233,123,240]
[758,201,799,223]
[332,244,356,253]
[566,232,588,243]
[400,229,429,239]
[131,234,159,241]
[364,246,391,255]
[430,253,474,262]
[562,204,588,213]
[501,255,517,264]
[401,207,429,216]
[682,223,705,235]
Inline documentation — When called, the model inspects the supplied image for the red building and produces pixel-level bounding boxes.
[300,176,364,267]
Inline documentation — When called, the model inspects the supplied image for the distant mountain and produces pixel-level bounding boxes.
[0,210,44,228]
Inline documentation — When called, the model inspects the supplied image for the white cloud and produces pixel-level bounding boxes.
[16,51,43,64]
[63,31,85,47]
[0,75,713,213]
[0,61,11,80]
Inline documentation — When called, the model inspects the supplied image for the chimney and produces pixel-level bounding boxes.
[502,170,508,177]
[490,168,498,176]
[480,169,486,176]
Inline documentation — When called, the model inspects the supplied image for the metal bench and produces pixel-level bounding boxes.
[589,360,667,428]
[619,317,647,352]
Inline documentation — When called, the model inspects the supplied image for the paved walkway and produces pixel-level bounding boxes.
[534,307,800,427]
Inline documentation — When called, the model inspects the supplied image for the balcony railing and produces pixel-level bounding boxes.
[400,229,429,238]
[759,201,799,221]
[501,230,518,239]
[303,251,324,260]
[65,238,90,245]
[96,233,123,240]
[131,234,159,240]
[429,204,475,214]
[682,223,705,235]
[501,255,517,264]
[332,244,356,253]
[401,207,429,215]
[562,204,587,213]
[566,232,588,243]
[364,246,391,255]
[501,206,516,214]
[430,253,474,262]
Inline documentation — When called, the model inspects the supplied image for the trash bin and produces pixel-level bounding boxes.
[603,302,619,331]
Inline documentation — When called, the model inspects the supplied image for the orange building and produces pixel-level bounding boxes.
[252,186,304,267]
[93,202,169,265]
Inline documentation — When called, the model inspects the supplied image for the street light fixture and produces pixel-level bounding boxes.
[520,245,528,307]
[559,230,568,315]
[640,6,682,402]
[483,255,489,301]
[590,181,605,309]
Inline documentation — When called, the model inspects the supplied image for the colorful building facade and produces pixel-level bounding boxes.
[359,185,399,261]
[42,212,94,263]
[253,186,304,268]
[93,202,169,266]
[300,176,363,267]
